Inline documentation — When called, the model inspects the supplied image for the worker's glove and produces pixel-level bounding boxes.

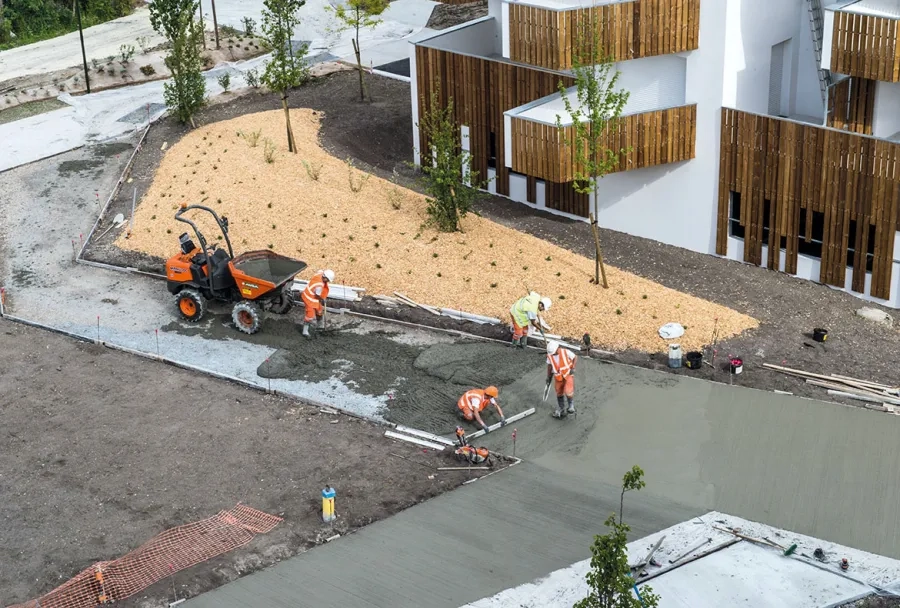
[500,417,507,427]
[481,423,490,434]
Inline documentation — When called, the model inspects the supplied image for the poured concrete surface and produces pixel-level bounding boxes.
[184,462,697,608]
[185,358,900,607]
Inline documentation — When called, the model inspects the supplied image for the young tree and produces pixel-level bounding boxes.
[149,0,206,127]
[556,10,629,288]
[418,90,481,232]
[329,0,388,102]
[575,466,659,608]
[260,0,309,153]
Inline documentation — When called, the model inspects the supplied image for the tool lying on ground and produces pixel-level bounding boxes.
[165,204,306,335]
[454,427,491,464]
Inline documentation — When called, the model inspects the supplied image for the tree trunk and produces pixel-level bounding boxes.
[352,37,367,102]
[282,93,296,153]
[589,211,608,289]
[210,0,220,49]
[197,0,206,49]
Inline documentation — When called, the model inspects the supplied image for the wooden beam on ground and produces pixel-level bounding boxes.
[393,292,441,316]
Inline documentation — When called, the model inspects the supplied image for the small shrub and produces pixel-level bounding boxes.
[244,68,260,89]
[346,158,369,193]
[119,44,135,66]
[559,295,566,300]
[432,253,438,258]
[545,255,552,261]
[267,202,273,208]
[321,233,326,238]
[490,261,496,267]
[322,213,328,218]
[239,129,261,147]
[349,256,356,262]
[241,16,257,36]
[217,72,231,93]
[372,225,378,230]
[343,218,348,223]
[136,36,151,54]
[376,263,382,269]
[556,272,561,277]
[263,139,277,164]
[523,266,528,271]
[616,308,622,315]
[302,160,322,180]
[348,235,354,241]
[374,242,379,248]
[490,282,497,288]
[436,272,442,277]
[140,64,156,76]
[91,58,101,71]
[272,224,277,229]
[166,229,172,234]
[387,187,403,210]
[642,294,648,300]
[268,244,274,249]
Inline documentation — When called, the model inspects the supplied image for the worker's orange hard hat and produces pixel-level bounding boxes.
[485,386,499,398]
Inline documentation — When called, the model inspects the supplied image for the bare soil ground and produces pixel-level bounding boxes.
[84,70,900,407]
[0,318,492,606]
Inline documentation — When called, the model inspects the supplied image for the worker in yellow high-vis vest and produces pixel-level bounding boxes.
[509,292,552,348]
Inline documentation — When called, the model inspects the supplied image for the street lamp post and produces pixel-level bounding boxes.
[75,0,91,93]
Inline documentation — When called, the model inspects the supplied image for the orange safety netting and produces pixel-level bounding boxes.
[7,503,282,608]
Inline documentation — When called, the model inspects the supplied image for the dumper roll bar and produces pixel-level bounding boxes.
[174,204,235,259]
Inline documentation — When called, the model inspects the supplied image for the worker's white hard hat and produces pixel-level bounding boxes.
[323,269,335,282]
[546,340,560,355]
[540,297,552,311]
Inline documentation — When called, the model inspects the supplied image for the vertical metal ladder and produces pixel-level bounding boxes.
[807,0,835,105]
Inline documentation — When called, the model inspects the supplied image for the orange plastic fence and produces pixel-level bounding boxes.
[6,503,282,608]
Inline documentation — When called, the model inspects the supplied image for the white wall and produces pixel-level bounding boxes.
[792,3,826,120]
[420,17,500,56]
[722,0,805,115]
[872,81,900,140]
[584,0,730,254]
[410,42,420,165]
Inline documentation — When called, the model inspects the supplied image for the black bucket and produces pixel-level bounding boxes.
[730,357,743,374]
[684,351,703,370]
[813,328,829,343]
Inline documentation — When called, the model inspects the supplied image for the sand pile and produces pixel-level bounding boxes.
[119,108,758,352]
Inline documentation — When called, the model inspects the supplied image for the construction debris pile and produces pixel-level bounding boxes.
[765,363,900,413]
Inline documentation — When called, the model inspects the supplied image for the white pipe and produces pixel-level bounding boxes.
[393,425,456,446]
[384,430,446,450]
[370,68,410,83]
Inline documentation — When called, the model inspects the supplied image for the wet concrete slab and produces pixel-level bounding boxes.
[184,358,900,608]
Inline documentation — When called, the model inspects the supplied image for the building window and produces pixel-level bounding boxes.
[845,219,876,272]
[729,191,745,239]
[797,209,824,259]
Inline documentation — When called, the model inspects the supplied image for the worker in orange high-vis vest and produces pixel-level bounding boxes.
[301,269,334,337]
[456,386,506,433]
[546,340,577,418]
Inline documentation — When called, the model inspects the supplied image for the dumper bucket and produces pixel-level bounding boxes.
[229,251,307,300]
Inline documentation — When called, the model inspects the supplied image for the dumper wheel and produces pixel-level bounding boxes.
[269,293,293,314]
[176,288,206,322]
[232,301,262,334]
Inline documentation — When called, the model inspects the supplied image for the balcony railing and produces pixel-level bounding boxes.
[826,8,900,81]
[506,0,700,71]
[506,104,697,183]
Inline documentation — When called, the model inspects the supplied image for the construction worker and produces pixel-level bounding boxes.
[301,269,335,337]
[509,292,552,348]
[457,386,506,433]
[546,340,577,418]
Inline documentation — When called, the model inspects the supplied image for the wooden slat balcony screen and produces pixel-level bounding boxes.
[509,104,697,183]
[415,45,578,198]
[507,0,701,71]
[826,77,875,135]
[830,10,900,81]
[716,108,900,300]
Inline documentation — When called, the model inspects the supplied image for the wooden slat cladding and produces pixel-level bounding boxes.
[830,10,900,81]
[509,104,697,183]
[827,77,875,134]
[415,45,577,198]
[717,108,900,300]
[508,0,701,71]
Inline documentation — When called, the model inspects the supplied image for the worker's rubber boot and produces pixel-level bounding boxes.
[302,323,310,337]
[517,337,526,349]
[553,396,566,419]
[566,396,575,415]
[317,316,325,330]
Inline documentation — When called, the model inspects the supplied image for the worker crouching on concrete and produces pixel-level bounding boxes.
[457,386,506,434]
[509,292,552,348]
[301,269,334,337]
[547,340,577,418]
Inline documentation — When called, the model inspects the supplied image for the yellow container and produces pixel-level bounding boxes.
[322,486,335,522]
